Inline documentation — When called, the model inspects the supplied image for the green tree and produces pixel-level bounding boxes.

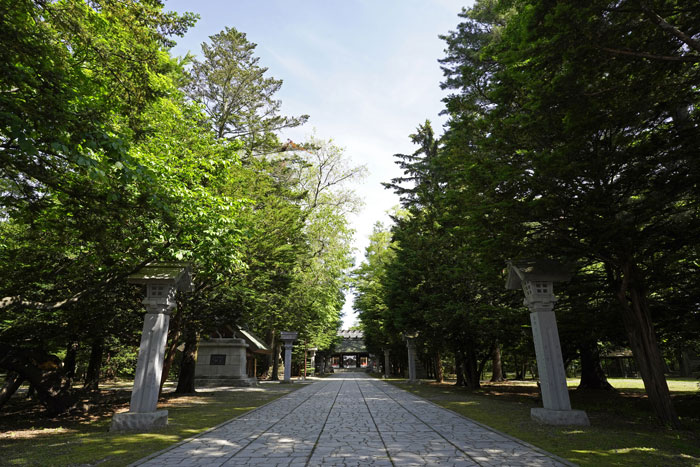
[373,120,527,388]
[258,138,363,377]
[0,0,259,410]
[353,222,397,354]
[187,26,308,154]
[438,0,700,427]
[1,0,196,220]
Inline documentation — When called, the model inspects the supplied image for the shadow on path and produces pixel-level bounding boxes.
[135,373,573,466]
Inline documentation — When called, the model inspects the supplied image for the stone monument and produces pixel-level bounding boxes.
[506,260,589,426]
[111,263,192,431]
[280,331,298,383]
[195,337,255,387]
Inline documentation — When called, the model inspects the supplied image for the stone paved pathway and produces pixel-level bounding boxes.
[135,373,571,466]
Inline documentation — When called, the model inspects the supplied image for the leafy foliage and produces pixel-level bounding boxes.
[0,1,359,411]
[187,26,308,153]
[357,0,700,427]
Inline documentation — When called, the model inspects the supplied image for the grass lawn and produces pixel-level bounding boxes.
[0,382,301,466]
[388,377,700,466]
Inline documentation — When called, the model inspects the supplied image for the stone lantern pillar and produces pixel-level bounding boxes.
[309,348,318,376]
[111,263,192,432]
[506,260,589,426]
[405,337,418,383]
[383,348,391,378]
[280,331,298,383]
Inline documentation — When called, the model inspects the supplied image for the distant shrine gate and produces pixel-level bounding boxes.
[331,330,370,369]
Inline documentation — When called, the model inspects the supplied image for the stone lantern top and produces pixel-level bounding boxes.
[128,263,193,313]
[127,262,193,292]
[505,259,571,290]
[404,333,419,350]
[280,331,298,341]
[506,259,572,310]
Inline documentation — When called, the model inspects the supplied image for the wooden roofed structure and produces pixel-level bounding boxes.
[331,330,369,369]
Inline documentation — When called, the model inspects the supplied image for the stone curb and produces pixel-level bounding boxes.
[128,384,312,466]
[385,378,578,467]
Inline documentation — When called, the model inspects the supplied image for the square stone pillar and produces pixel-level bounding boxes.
[130,291,173,413]
[383,348,391,378]
[280,331,298,383]
[111,263,191,432]
[406,338,418,383]
[530,307,570,410]
[506,260,589,426]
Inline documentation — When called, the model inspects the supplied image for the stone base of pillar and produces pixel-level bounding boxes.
[195,377,258,387]
[531,408,590,426]
[279,380,294,384]
[110,410,168,432]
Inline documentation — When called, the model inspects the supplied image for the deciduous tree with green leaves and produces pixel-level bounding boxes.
[0,0,256,411]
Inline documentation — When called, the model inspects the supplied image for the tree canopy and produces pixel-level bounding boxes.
[0,0,359,412]
[354,0,699,428]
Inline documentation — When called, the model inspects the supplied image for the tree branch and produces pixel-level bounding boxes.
[599,47,699,62]
[640,2,700,54]
[0,243,173,310]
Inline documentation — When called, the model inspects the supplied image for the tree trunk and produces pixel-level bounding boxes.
[176,328,198,394]
[490,342,504,382]
[0,345,77,415]
[103,352,113,380]
[463,342,481,390]
[271,341,281,381]
[435,352,444,383]
[267,330,277,380]
[612,261,680,428]
[515,356,526,380]
[0,372,24,409]
[679,352,691,378]
[477,355,488,382]
[455,350,465,386]
[64,341,78,379]
[578,341,614,390]
[83,339,103,392]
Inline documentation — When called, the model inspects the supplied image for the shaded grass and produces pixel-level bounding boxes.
[0,384,300,466]
[387,377,700,466]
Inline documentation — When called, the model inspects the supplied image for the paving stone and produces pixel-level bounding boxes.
[134,373,570,466]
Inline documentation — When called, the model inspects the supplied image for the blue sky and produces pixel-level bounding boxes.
[165,0,473,327]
